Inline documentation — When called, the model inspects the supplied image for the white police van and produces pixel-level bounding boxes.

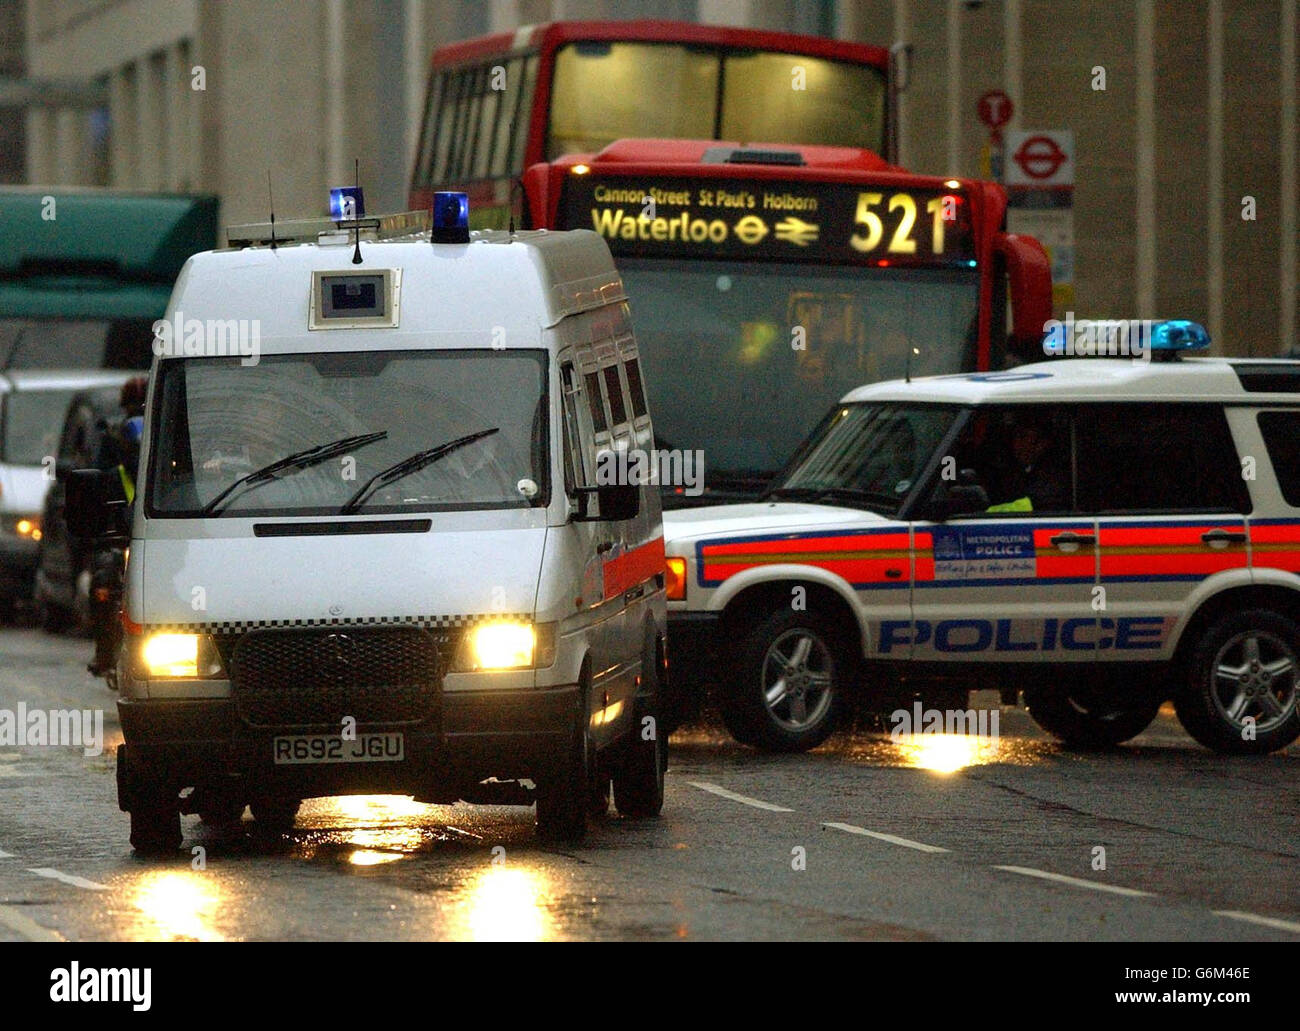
[66,192,668,852]
[664,323,1300,755]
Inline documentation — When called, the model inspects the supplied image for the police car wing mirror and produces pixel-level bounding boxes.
[932,483,990,521]
[64,468,117,539]
[572,483,639,522]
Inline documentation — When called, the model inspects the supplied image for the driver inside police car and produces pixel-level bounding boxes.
[988,413,1069,512]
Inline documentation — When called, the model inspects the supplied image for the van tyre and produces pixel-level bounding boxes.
[1024,683,1162,748]
[1174,609,1300,755]
[250,799,301,835]
[536,683,592,843]
[613,638,666,818]
[722,608,849,753]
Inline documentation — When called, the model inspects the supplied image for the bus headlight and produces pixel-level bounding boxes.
[140,633,224,678]
[455,621,556,671]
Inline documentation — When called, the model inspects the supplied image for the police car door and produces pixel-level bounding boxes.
[1078,402,1250,665]
[909,405,1100,668]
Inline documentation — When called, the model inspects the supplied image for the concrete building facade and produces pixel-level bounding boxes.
[12,0,1299,355]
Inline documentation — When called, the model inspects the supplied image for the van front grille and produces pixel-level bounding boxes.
[228,627,447,727]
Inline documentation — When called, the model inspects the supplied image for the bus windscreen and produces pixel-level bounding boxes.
[614,259,980,498]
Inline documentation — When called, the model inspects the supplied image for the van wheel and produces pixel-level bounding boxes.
[722,608,848,752]
[250,799,301,834]
[613,639,666,818]
[1024,683,1162,748]
[129,795,181,856]
[1174,609,1300,755]
[536,685,591,843]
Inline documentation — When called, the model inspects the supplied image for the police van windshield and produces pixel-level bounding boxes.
[147,349,548,518]
[770,402,959,516]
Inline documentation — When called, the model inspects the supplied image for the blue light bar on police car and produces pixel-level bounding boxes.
[330,186,365,221]
[431,191,470,244]
[1149,319,1210,353]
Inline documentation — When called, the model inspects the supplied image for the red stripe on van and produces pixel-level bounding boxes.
[604,536,666,599]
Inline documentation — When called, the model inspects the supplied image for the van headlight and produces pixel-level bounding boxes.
[454,621,556,671]
[140,633,225,678]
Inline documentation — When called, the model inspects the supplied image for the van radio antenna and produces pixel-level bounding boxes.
[267,171,278,251]
[351,158,363,264]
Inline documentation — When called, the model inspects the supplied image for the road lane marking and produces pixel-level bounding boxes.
[822,822,950,854]
[0,848,13,859]
[1213,909,1300,934]
[994,865,1154,898]
[0,904,63,942]
[687,781,793,812]
[27,868,109,892]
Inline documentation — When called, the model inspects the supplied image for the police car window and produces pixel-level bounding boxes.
[582,371,608,434]
[1076,403,1248,514]
[147,350,549,517]
[624,357,649,419]
[1257,412,1300,507]
[939,406,1076,515]
[603,365,628,426]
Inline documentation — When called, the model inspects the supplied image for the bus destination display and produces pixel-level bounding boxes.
[560,175,977,267]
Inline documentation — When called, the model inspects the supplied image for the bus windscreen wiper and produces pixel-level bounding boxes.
[339,427,499,514]
[201,431,388,516]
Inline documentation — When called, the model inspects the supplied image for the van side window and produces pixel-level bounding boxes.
[1258,412,1300,507]
[603,364,628,426]
[583,370,608,434]
[560,363,588,487]
[624,357,648,419]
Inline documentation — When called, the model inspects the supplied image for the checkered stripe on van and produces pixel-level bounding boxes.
[142,613,530,634]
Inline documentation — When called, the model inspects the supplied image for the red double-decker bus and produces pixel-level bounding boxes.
[410,22,1052,505]
[522,139,1050,502]
[410,20,895,224]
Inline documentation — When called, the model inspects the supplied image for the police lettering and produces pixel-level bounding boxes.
[877,616,1166,655]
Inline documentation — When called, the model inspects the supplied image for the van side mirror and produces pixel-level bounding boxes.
[573,483,640,522]
[64,468,116,538]
[931,483,990,521]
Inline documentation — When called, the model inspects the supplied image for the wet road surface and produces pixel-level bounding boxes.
[1,626,1298,941]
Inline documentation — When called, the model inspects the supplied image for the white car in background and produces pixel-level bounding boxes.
[0,369,133,618]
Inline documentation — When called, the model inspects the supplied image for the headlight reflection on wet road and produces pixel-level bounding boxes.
[133,871,222,942]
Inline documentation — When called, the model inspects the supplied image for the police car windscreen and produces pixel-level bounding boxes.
[772,402,961,515]
[145,349,548,517]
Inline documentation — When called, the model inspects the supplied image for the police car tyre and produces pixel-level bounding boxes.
[725,608,848,752]
[1024,683,1162,748]
[1176,609,1300,755]
[536,675,593,843]
[612,637,666,818]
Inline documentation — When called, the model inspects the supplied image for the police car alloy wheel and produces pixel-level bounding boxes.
[723,609,848,752]
[1175,609,1300,755]
[1024,682,1163,748]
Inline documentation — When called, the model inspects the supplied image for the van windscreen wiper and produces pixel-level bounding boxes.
[201,431,388,516]
[339,428,499,514]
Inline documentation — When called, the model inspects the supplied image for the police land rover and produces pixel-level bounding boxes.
[65,192,668,852]
[664,323,1300,754]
